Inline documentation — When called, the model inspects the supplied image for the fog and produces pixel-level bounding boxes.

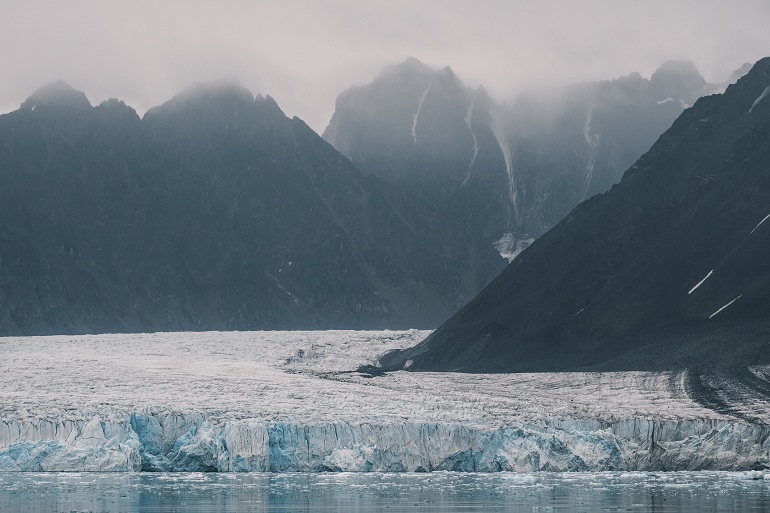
[1,0,768,133]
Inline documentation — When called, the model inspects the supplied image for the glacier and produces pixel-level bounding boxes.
[2,412,769,472]
[1,330,769,472]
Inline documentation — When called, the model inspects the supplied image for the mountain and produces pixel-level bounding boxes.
[0,81,498,335]
[380,57,770,374]
[324,58,512,278]
[324,58,717,261]
[504,60,709,238]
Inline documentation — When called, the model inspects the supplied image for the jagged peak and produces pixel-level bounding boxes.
[747,56,770,77]
[164,80,253,106]
[728,63,753,84]
[256,93,287,118]
[96,98,139,118]
[650,60,706,91]
[652,60,704,79]
[725,56,770,113]
[439,66,455,77]
[21,81,92,111]
[471,85,495,103]
[143,80,256,121]
[376,57,435,83]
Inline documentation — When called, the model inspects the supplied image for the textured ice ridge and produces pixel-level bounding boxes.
[2,411,768,472]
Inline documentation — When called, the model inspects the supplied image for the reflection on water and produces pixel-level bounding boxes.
[1,472,769,512]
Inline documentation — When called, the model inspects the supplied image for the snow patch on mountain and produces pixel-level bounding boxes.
[688,270,713,294]
[462,98,479,186]
[750,212,770,234]
[494,233,534,262]
[411,84,431,144]
[749,85,770,113]
[709,295,743,319]
[491,116,517,215]
[581,103,600,202]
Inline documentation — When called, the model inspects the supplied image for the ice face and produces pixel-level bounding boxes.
[3,412,769,472]
[1,331,769,472]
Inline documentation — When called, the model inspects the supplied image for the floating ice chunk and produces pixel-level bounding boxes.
[688,270,713,294]
[709,295,742,319]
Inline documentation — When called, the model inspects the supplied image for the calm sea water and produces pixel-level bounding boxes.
[1,472,769,512]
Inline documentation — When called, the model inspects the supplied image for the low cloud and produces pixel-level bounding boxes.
[2,0,768,132]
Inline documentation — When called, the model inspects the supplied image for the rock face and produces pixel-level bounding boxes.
[324,58,717,262]
[2,411,769,472]
[0,81,499,335]
[381,57,770,373]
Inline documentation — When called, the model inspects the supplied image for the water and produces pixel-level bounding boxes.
[1,472,769,512]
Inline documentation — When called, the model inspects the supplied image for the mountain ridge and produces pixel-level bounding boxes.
[0,81,497,335]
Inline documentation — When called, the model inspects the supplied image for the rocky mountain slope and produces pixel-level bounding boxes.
[381,57,770,373]
[0,81,500,335]
[325,59,735,261]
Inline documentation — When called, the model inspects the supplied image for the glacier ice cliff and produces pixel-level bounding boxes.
[2,331,768,472]
[2,411,768,472]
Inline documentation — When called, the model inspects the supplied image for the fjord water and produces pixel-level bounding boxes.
[2,472,769,512]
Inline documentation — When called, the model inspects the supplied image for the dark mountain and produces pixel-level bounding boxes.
[380,57,770,373]
[325,59,717,262]
[324,59,510,284]
[505,60,709,238]
[0,81,497,335]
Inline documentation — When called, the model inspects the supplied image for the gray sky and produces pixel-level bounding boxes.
[1,1,768,133]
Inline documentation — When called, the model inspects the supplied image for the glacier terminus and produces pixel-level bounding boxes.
[1,331,769,472]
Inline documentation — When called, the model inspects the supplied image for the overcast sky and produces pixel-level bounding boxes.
[2,1,768,132]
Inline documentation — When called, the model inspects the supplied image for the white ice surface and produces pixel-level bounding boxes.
[0,330,721,423]
[1,331,769,472]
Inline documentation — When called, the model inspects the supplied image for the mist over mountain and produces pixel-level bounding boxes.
[380,57,770,374]
[0,81,501,335]
[0,59,754,338]
[325,58,744,263]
